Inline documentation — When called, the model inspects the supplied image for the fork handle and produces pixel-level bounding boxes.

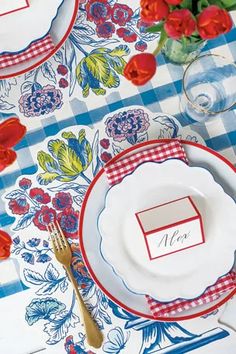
[65,266,103,349]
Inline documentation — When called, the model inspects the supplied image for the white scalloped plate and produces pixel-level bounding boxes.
[80,140,236,320]
[0,0,64,54]
[98,159,236,301]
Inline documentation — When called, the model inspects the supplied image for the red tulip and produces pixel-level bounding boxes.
[164,9,196,40]
[165,0,183,4]
[0,230,12,260]
[0,117,26,149]
[0,146,17,172]
[0,118,26,172]
[140,0,169,22]
[124,53,156,86]
[197,5,232,40]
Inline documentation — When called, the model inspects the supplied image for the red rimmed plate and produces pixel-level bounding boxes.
[0,0,79,79]
[79,139,236,321]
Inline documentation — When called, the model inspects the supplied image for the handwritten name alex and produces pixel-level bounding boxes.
[158,230,191,248]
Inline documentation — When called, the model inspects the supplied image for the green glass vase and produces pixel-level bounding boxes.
[162,38,206,65]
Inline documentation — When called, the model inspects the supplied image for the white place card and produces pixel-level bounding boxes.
[136,196,205,260]
[0,0,29,17]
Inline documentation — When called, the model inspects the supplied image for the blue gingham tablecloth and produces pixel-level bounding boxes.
[0,2,235,353]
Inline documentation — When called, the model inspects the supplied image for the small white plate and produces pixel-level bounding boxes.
[79,140,236,320]
[98,159,236,301]
[0,0,79,79]
[0,0,63,54]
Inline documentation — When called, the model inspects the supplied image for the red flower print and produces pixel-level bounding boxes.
[33,206,56,231]
[57,64,68,76]
[135,40,148,52]
[9,198,30,215]
[29,188,51,204]
[19,178,32,190]
[101,151,112,163]
[96,21,115,38]
[111,3,133,26]
[116,28,137,43]
[59,78,69,88]
[100,138,110,149]
[52,192,73,211]
[57,208,79,239]
[86,0,112,25]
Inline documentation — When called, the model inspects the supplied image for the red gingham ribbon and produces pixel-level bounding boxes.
[0,34,54,69]
[105,140,188,185]
[104,140,236,316]
[146,270,236,318]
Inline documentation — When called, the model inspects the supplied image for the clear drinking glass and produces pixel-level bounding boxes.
[181,54,236,122]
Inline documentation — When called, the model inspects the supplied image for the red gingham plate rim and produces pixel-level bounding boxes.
[0,0,79,79]
[79,139,236,321]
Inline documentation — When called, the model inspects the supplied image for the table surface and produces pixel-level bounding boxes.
[0,2,235,354]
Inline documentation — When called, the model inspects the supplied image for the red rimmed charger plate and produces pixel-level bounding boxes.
[79,139,236,321]
[0,0,79,79]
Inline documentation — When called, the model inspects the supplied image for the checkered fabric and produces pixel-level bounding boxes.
[0,28,236,227]
[105,140,236,316]
[146,270,236,318]
[105,140,188,185]
[0,34,54,69]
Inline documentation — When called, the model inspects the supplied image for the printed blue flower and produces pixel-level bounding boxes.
[13,236,20,245]
[21,252,35,265]
[27,238,41,247]
[19,84,63,117]
[36,254,52,263]
[25,297,65,325]
[103,327,130,353]
[105,108,150,144]
[43,240,49,248]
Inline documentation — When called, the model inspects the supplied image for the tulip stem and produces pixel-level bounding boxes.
[152,31,168,57]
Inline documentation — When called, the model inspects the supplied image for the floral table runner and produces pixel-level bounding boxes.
[0,1,236,353]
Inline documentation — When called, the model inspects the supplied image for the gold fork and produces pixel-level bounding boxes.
[47,221,103,349]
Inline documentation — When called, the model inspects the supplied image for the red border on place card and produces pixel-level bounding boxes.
[79,139,236,322]
[145,218,205,260]
[0,0,30,17]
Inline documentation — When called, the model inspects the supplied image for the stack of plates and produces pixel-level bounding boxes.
[79,140,236,320]
[0,0,79,78]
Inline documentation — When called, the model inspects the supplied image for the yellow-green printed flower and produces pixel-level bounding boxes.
[37,129,92,185]
[76,45,130,97]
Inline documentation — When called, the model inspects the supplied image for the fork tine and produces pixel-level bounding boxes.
[47,224,57,252]
[51,222,64,250]
[56,220,68,248]
[48,222,61,250]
